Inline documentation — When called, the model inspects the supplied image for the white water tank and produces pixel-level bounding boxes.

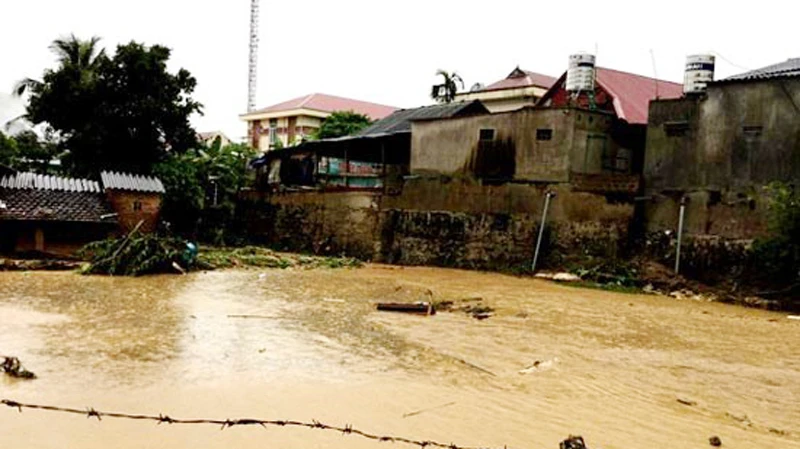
[566,53,596,92]
[684,54,715,94]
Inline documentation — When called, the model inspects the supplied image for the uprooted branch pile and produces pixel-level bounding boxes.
[79,232,363,276]
[78,232,192,276]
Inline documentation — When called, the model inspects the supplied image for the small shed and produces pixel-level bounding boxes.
[100,171,166,233]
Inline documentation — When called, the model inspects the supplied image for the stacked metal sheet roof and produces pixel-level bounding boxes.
[100,171,165,193]
[0,172,101,193]
[721,58,800,83]
[356,100,491,136]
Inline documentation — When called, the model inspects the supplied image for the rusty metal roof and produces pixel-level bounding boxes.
[0,172,101,192]
[100,171,165,193]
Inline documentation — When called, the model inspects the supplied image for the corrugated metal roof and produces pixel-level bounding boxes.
[537,67,684,125]
[0,172,101,192]
[356,100,491,136]
[100,171,165,193]
[719,58,800,83]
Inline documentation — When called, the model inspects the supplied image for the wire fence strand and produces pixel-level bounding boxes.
[1,399,507,449]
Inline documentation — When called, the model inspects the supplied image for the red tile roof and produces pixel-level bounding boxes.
[594,67,683,124]
[481,68,558,92]
[249,93,398,120]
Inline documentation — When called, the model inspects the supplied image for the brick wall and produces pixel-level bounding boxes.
[106,191,162,234]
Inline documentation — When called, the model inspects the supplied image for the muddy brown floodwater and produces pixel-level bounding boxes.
[0,266,798,449]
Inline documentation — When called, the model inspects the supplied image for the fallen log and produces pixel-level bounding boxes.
[376,302,435,316]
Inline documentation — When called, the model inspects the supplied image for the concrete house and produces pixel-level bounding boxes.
[0,171,165,257]
[645,58,800,238]
[454,67,557,113]
[240,93,397,152]
[411,67,683,194]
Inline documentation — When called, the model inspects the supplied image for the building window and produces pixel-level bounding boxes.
[743,125,763,137]
[536,129,553,141]
[269,118,279,145]
[664,121,689,137]
[479,129,495,141]
[133,201,142,212]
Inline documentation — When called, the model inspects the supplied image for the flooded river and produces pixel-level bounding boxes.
[1,267,798,448]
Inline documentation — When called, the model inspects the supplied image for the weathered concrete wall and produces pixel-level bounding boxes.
[411,108,621,182]
[240,180,634,270]
[644,79,800,238]
[239,191,381,259]
[645,191,769,239]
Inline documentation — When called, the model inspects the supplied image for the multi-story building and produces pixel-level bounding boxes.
[240,93,397,152]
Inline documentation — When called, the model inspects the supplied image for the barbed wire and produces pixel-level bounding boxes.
[1,399,507,449]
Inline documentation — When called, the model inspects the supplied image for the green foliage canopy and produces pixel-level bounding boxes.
[313,111,373,139]
[154,138,256,241]
[18,35,202,176]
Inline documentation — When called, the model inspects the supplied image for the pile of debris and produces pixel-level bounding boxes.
[434,297,495,320]
[1,356,36,379]
[78,232,193,276]
[0,258,83,272]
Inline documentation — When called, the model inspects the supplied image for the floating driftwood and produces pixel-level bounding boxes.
[376,302,435,316]
[1,356,36,379]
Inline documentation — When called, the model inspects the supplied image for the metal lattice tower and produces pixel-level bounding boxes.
[247,0,260,112]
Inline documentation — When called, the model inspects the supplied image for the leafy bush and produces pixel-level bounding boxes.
[751,182,800,286]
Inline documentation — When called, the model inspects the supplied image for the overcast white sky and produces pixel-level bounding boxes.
[1,0,797,142]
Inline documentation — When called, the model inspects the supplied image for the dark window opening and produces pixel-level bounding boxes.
[743,125,763,137]
[664,121,689,137]
[133,201,143,212]
[536,129,553,141]
[479,129,495,141]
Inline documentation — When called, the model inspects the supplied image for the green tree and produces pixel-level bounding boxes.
[0,130,62,174]
[751,182,800,288]
[313,111,373,139]
[17,36,202,176]
[0,131,18,169]
[154,139,256,242]
[15,34,105,97]
[431,69,464,104]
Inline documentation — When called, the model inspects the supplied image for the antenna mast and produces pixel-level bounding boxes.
[247,0,260,112]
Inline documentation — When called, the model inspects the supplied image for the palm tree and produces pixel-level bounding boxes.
[14,34,105,96]
[430,69,464,104]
